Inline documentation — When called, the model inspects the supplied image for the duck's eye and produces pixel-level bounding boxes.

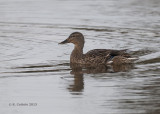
[72,35,75,37]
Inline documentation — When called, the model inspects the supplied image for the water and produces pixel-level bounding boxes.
[0,0,160,114]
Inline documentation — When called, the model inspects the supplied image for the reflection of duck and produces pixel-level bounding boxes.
[67,63,134,94]
[59,32,138,65]
[68,64,84,93]
[70,63,133,74]
[71,63,109,74]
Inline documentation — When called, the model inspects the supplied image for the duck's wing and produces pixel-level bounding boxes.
[85,49,130,58]
[82,49,131,65]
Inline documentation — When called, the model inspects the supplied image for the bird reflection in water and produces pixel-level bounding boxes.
[67,63,134,93]
[67,64,84,94]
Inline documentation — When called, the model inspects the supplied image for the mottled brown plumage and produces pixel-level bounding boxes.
[59,32,137,65]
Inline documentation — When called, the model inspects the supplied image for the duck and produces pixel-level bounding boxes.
[59,32,138,66]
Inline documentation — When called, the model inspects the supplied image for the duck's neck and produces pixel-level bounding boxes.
[70,45,83,63]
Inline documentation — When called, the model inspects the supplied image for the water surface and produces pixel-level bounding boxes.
[0,0,160,114]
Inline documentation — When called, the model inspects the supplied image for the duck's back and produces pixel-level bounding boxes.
[85,49,130,57]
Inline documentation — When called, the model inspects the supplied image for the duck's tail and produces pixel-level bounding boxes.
[127,57,139,61]
[107,57,139,65]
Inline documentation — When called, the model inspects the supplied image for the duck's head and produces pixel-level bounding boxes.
[59,32,85,48]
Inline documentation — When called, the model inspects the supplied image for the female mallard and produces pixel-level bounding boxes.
[59,32,138,65]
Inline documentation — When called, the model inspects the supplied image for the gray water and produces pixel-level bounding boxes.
[0,0,160,114]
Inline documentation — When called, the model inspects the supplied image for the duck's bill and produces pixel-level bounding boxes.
[59,39,68,44]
